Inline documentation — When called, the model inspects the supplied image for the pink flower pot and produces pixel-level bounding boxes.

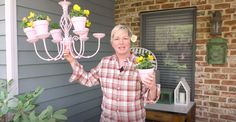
[33,20,49,36]
[137,68,154,81]
[23,27,38,43]
[50,29,62,43]
[71,16,86,31]
[80,28,89,38]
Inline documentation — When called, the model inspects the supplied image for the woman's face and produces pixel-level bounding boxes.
[111,30,131,56]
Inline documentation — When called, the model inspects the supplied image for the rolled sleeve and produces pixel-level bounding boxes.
[69,62,84,83]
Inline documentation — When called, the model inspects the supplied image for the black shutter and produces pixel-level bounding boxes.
[140,8,196,100]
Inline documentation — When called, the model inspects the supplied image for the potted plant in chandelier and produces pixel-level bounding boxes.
[70,4,90,31]
[80,20,91,38]
[21,16,38,43]
[22,11,51,40]
[50,22,63,43]
[33,13,51,38]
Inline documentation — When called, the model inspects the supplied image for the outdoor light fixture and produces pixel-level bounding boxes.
[22,0,105,61]
[210,11,222,35]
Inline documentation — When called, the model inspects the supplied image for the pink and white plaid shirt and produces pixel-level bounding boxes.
[70,54,160,122]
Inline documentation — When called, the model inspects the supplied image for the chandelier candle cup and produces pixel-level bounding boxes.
[50,29,62,43]
[80,28,89,38]
[50,22,62,43]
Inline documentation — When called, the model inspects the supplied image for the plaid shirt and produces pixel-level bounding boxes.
[70,54,160,122]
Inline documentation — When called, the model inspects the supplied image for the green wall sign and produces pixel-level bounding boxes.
[207,38,227,64]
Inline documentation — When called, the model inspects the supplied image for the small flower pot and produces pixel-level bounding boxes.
[80,28,89,38]
[71,16,86,31]
[50,29,63,43]
[33,20,49,38]
[23,27,38,43]
[137,68,154,81]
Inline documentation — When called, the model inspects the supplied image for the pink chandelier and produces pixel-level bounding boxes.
[23,0,105,61]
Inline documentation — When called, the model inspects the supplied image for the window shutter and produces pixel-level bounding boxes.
[140,8,196,100]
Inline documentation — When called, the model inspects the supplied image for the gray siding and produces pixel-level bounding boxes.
[0,2,6,80]
[17,0,114,121]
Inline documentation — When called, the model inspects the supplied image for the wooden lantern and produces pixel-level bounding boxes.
[174,77,190,105]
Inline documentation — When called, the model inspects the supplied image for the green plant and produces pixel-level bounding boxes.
[0,80,67,122]
[69,4,90,17]
[50,23,61,29]
[135,53,155,69]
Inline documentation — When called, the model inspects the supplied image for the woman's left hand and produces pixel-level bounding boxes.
[141,72,156,89]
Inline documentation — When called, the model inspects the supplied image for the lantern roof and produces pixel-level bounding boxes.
[175,77,190,92]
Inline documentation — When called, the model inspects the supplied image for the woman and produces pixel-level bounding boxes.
[64,24,160,122]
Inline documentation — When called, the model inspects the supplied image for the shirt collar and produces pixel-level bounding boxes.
[111,53,136,63]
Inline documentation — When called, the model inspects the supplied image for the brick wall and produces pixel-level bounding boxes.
[115,0,236,121]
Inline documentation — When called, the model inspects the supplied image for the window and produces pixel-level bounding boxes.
[140,8,196,100]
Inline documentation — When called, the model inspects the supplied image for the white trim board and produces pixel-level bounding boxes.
[5,0,18,96]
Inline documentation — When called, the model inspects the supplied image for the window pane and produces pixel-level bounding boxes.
[141,8,196,100]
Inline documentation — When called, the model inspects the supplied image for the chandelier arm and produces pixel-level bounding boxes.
[43,39,63,60]
[53,42,64,60]
[33,43,53,61]
[79,39,101,59]
[80,40,85,56]
[71,40,81,59]
[72,36,83,56]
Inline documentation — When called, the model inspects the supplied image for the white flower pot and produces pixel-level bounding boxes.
[137,68,154,81]
[23,27,38,43]
[71,16,87,31]
[50,29,62,43]
[33,20,49,37]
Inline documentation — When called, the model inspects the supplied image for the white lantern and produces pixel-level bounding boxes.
[174,77,190,105]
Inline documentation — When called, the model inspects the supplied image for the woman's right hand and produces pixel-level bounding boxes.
[64,49,76,65]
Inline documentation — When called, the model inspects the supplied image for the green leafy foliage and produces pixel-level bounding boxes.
[0,79,67,122]
[50,23,61,29]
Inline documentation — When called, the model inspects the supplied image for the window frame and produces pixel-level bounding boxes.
[140,7,197,100]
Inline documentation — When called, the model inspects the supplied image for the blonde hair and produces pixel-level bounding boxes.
[110,24,133,42]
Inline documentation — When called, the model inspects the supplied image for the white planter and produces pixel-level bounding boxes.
[137,68,154,81]
[50,29,62,43]
[33,20,49,36]
[23,27,38,43]
[71,16,87,31]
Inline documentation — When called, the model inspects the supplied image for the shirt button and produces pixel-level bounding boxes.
[117,98,119,101]
[117,87,120,90]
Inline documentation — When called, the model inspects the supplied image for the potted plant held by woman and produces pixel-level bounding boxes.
[131,35,156,81]
[135,53,155,81]
[50,22,63,43]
